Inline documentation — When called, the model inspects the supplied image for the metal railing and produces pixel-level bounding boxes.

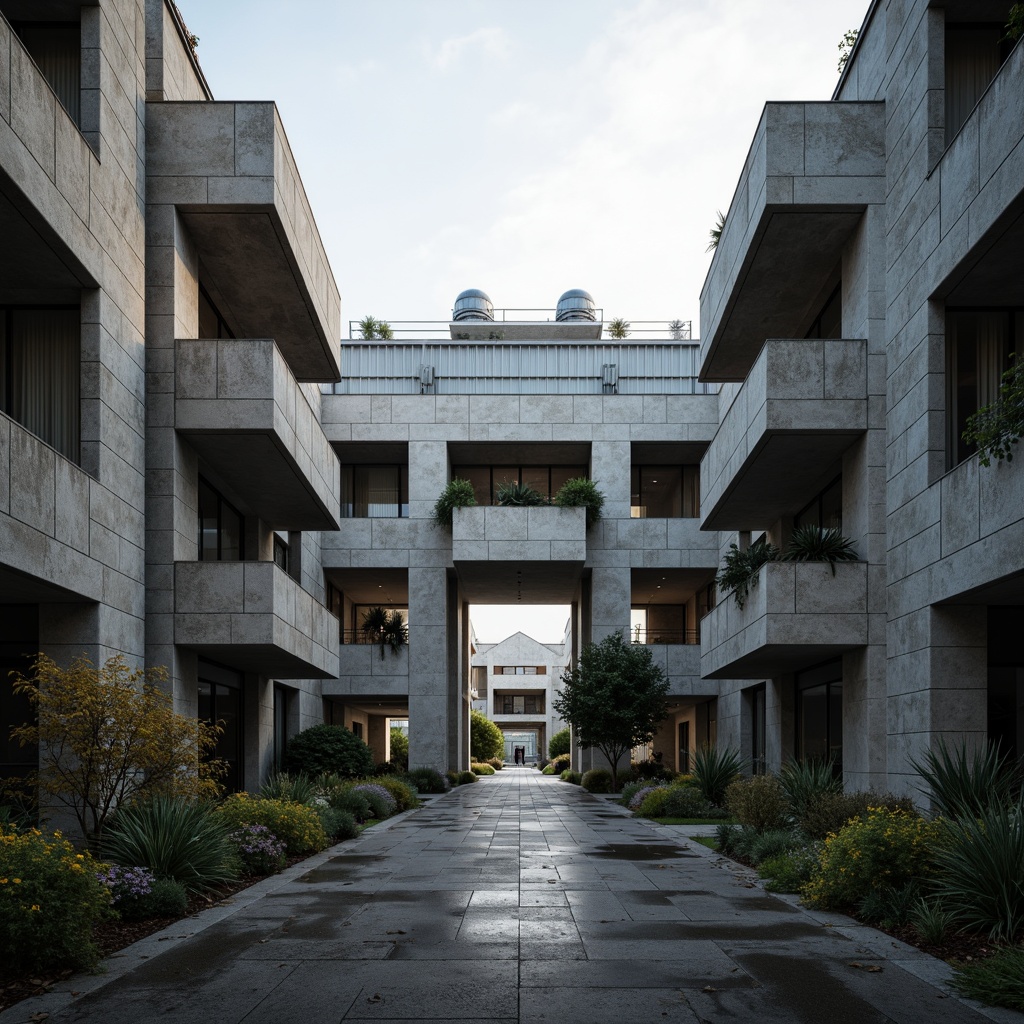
[325,338,715,396]
[340,629,409,646]
[630,628,700,645]
[347,314,691,340]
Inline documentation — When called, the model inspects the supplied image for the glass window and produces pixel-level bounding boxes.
[751,685,766,775]
[273,685,289,771]
[198,662,243,793]
[459,466,491,506]
[197,477,244,561]
[197,286,235,339]
[453,464,588,504]
[273,533,289,571]
[796,659,843,772]
[795,476,843,531]
[945,26,1010,145]
[805,285,842,339]
[631,465,699,518]
[947,310,1020,468]
[1,307,80,462]
[340,465,407,517]
[14,22,81,125]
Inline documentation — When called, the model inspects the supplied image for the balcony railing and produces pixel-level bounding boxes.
[340,629,410,646]
[345,315,694,340]
[631,628,700,645]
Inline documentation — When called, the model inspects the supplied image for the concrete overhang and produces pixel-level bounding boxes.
[175,339,340,530]
[699,101,885,383]
[701,339,867,531]
[147,102,341,382]
[174,561,339,679]
[700,561,867,679]
[452,507,586,602]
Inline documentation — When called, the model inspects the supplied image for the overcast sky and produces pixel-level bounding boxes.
[187,0,869,643]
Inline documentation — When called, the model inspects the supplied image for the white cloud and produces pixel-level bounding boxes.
[430,26,511,72]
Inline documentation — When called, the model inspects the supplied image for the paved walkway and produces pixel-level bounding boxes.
[5,770,1018,1024]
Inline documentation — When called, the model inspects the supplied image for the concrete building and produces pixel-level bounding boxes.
[471,627,571,762]
[0,0,341,796]
[697,0,1024,792]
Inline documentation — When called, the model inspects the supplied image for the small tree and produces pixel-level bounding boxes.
[470,709,505,762]
[549,727,571,759]
[552,633,670,791]
[9,654,222,845]
[606,317,631,339]
[389,728,409,770]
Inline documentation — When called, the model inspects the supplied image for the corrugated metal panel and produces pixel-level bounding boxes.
[327,343,716,395]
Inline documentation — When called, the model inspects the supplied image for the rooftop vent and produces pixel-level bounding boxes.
[453,288,494,322]
[556,288,596,322]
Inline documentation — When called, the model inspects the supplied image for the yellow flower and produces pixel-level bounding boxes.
[12,878,21,884]
[30,904,40,912]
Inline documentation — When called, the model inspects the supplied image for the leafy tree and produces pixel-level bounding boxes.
[549,727,571,759]
[389,727,409,770]
[962,354,1024,466]
[9,653,223,845]
[606,317,631,339]
[552,633,670,791]
[470,709,504,762]
[837,28,859,74]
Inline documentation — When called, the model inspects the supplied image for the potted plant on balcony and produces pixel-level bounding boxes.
[361,606,408,660]
[495,481,548,507]
[781,526,858,575]
[716,539,780,608]
[553,477,605,527]
[432,479,476,530]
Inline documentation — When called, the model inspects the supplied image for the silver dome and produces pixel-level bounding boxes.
[556,288,596,322]
[453,288,495,322]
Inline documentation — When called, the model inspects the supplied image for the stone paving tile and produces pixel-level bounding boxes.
[4,770,1015,1024]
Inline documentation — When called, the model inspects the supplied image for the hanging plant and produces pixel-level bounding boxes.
[432,479,476,530]
[961,354,1024,467]
[553,478,605,527]
[716,540,780,608]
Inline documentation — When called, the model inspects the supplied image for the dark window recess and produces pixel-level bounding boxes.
[198,477,244,560]
[945,25,1013,145]
[340,465,408,518]
[678,720,690,774]
[630,465,700,518]
[988,607,1024,763]
[796,659,843,772]
[750,685,766,775]
[0,306,80,462]
[705,701,718,748]
[946,309,1021,468]
[805,284,842,339]
[495,666,544,675]
[502,695,541,714]
[273,534,289,572]
[0,606,39,796]
[198,661,243,793]
[352,721,364,740]
[794,476,843,531]
[453,465,588,506]
[273,686,289,771]
[198,285,236,339]
[12,22,81,125]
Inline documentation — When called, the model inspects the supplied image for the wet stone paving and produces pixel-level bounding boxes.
[5,769,1015,1024]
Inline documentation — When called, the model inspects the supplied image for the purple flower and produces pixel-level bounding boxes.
[97,864,155,902]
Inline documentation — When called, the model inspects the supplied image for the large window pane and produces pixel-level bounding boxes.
[356,465,400,517]
[16,23,81,125]
[946,26,1004,145]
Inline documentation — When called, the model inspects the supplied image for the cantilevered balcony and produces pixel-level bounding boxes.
[175,339,340,530]
[147,102,340,381]
[700,101,884,381]
[174,561,338,678]
[701,339,867,531]
[452,506,586,602]
[700,562,868,679]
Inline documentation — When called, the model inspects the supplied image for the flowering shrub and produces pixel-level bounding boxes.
[803,806,939,910]
[228,824,287,876]
[215,795,328,856]
[629,785,662,810]
[370,776,417,811]
[725,775,791,832]
[0,826,111,971]
[351,783,397,819]
[96,865,188,921]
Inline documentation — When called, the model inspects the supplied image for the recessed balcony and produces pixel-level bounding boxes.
[700,561,868,679]
[175,339,340,530]
[699,101,885,381]
[701,339,867,531]
[147,102,340,381]
[174,561,338,679]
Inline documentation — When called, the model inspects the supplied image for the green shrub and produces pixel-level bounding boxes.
[692,745,742,806]
[951,945,1024,1013]
[330,789,373,822]
[781,526,858,571]
[351,783,397,818]
[858,881,919,929]
[759,848,818,893]
[470,710,505,762]
[259,771,317,805]
[581,768,614,793]
[733,826,803,865]
[909,896,956,945]
[433,479,476,529]
[215,794,328,856]
[627,758,676,783]
[932,802,1024,941]
[102,797,238,893]
[98,865,191,920]
[549,728,571,759]
[445,771,460,788]
[496,480,547,506]
[778,759,841,823]
[317,807,359,841]
[725,775,791,832]
[803,806,938,910]
[388,728,409,771]
[716,823,741,855]
[549,753,572,774]
[542,765,556,775]
[284,725,375,778]
[800,789,916,841]
[404,768,450,794]
[487,758,504,771]
[716,539,779,608]
[457,770,477,785]
[370,776,418,812]
[562,770,582,784]
[471,763,496,776]
[620,780,652,807]
[553,477,605,527]
[635,787,672,818]
[910,740,1019,819]
[660,786,720,819]
[0,827,110,972]
[144,876,190,917]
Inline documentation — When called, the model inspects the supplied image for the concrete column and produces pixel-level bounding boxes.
[407,566,450,770]
[367,714,390,765]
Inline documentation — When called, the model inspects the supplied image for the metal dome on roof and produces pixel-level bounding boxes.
[556,288,596,322]
[452,288,495,322]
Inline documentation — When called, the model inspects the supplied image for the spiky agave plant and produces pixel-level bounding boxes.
[781,526,858,575]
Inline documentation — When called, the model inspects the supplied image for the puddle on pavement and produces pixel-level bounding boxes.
[589,843,695,861]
